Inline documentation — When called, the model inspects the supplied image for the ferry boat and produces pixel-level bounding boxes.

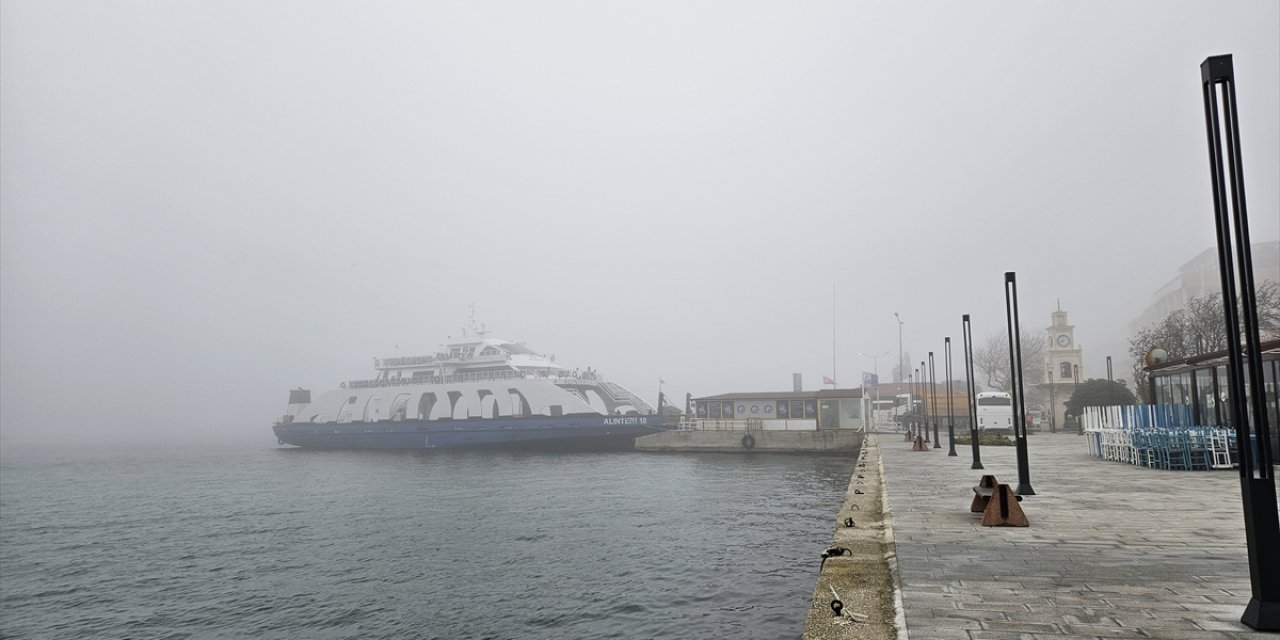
[273,324,665,450]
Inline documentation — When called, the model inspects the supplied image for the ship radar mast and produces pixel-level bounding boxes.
[465,303,490,338]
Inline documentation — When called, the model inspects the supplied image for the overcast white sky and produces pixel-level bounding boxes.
[2,1,1277,443]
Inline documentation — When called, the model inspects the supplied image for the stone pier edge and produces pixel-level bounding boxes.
[879,435,909,640]
[801,433,905,640]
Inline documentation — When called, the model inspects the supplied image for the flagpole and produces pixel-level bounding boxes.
[832,283,837,389]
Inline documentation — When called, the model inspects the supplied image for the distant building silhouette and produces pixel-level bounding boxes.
[1128,240,1279,335]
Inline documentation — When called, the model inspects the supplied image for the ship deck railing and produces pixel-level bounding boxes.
[345,370,607,389]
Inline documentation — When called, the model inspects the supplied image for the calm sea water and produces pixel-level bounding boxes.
[0,440,856,640]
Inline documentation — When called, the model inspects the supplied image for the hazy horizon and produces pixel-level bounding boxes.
[3,1,1278,444]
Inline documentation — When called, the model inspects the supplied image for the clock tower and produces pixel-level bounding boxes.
[1047,308,1084,383]
[1044,307,1084,431]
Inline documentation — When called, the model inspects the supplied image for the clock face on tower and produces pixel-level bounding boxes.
[1057,335,1070,347]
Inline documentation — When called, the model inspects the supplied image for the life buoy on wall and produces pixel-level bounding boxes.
[741,434,756,449]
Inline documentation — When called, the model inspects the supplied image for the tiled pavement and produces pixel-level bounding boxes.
[877,430,1277,639]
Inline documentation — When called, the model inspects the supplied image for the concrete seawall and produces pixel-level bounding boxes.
[802,434,899,639]
[635,429,863,453]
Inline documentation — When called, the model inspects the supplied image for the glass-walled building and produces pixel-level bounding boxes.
[693,389,866,430]
[1147,339,1279,457]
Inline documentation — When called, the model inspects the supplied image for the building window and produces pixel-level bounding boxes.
[790,400,804,419]
[1060,362,1072,379]
[1196,368,1217,426]
[1216,365,1231,426]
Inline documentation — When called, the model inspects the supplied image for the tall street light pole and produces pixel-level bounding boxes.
[963,314,984,469]
[859,351,889,382]
[913,368,921,434]
[860,351,889,431]
[929,352,940,448]
[1074,364,1083,436]
[1004,271,1034,496]
[895,312,904,385]
[921,360,930,443]
[1202,53,1279,630]
[945,337,957,456]
[906,373,914,433]
[1047,364,1058,433]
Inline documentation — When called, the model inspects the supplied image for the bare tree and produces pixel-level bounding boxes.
[973,330,1046,392]
[1255,279,1280,338]
[1127,280,1280,399]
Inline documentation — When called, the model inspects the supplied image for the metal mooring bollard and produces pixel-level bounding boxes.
[820,546,850,570]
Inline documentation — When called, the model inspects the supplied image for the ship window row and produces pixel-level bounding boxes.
[695,400,817,419]
[314,388,544,424]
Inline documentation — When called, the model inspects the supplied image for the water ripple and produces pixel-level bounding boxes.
[1,442,853,639]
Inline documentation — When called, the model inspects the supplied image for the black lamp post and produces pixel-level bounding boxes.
[929,352,940,448]
[1201,53,1278,631]
[921,361,930,443]
[962,314,983,470]
[913,368,921,435]
[1047,364,1058,434]
[945,337,957,456]
[1004,272,1034,496]
[905,373,913,432]
[1073,364,1082,435]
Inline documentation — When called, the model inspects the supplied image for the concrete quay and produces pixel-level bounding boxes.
[885,430,1274,639]
[635,429,861,452]
[806,430,1277,639]
[802,433,899,639]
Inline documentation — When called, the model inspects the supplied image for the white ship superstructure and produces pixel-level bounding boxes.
[274,323,660,450]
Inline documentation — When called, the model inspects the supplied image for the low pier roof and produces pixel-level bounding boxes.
[695,388,865,402]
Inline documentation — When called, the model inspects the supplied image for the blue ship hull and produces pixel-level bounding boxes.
[273,414,665,450]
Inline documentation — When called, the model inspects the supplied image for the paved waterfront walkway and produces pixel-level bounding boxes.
[878,430,1275,639]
